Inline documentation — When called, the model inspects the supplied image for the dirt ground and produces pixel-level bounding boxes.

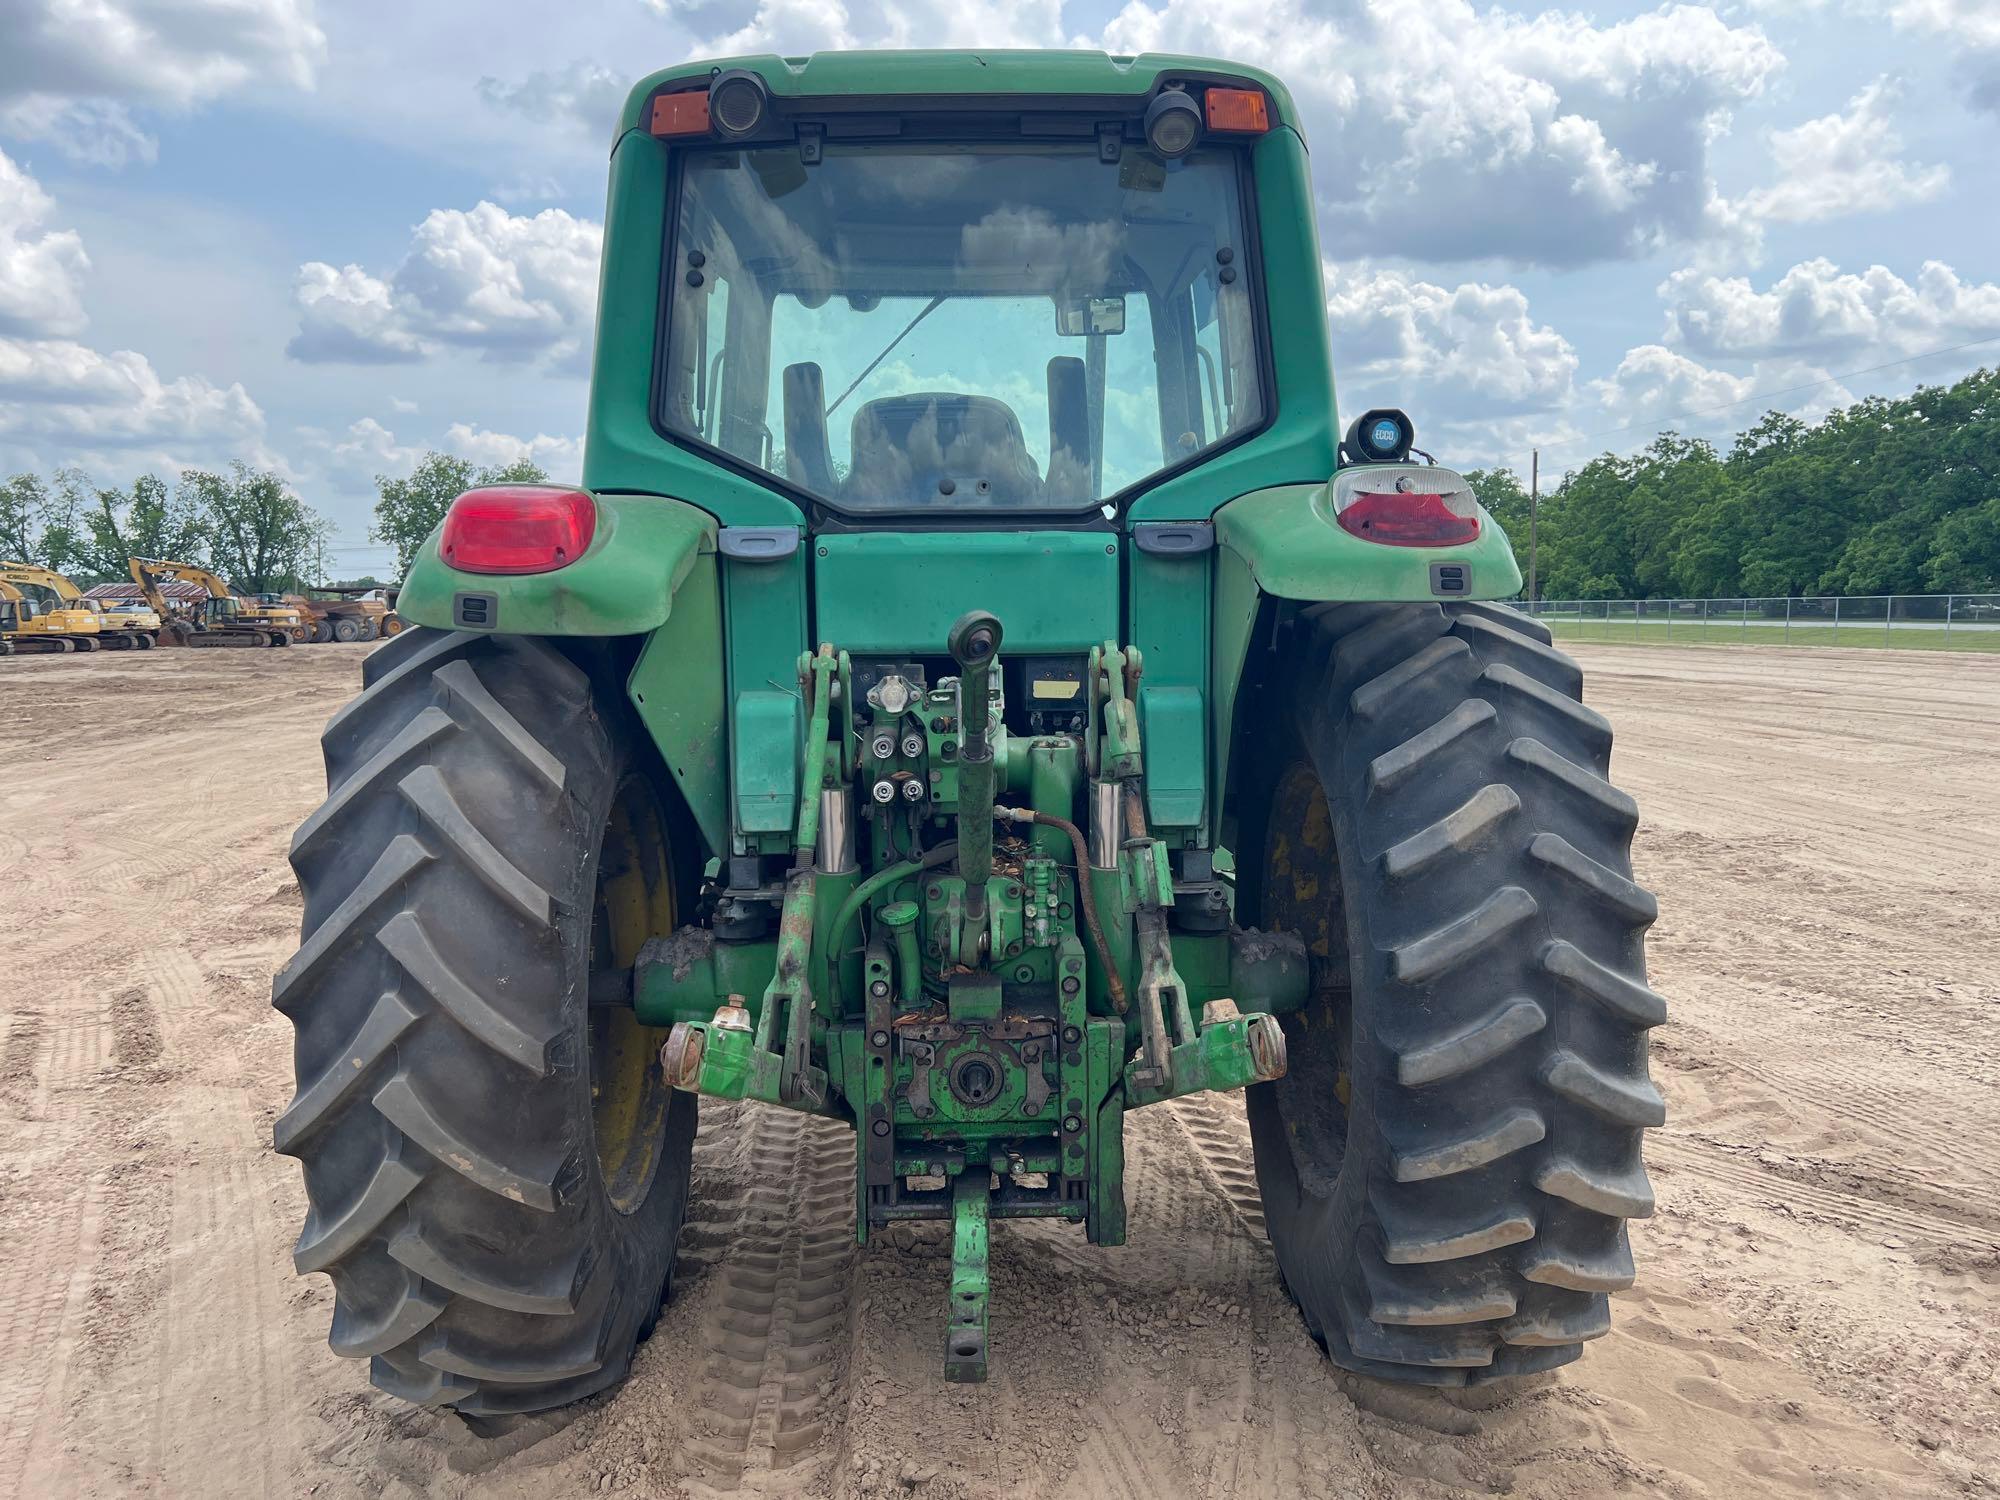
[2,640,1995,1499]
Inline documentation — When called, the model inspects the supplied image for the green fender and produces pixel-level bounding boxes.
[397,491,716,635]
[1208,480,1523,844]
[1212,481,1520,604]
[398,491,732,859]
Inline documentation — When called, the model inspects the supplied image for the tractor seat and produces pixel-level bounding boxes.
[844,393,1043,507]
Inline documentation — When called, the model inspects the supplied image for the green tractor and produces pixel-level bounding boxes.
[274,51,1663,1416]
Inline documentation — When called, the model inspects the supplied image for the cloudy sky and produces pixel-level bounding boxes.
[2,0,1997,575]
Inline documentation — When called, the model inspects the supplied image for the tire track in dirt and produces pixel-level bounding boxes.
[680,1104,859,1496]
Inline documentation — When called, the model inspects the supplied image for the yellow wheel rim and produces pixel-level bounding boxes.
[589,773,677,1215]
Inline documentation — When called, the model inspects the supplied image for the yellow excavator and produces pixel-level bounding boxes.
[0,579,101,653]
[0,562,158,649]
[127,558,298,648]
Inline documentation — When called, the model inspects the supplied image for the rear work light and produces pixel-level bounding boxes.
[440,486,597,574]
[1204,88,1270,134]
[1332,466,1482,547]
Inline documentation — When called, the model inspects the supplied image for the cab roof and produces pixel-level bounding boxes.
[615,50,1303,141]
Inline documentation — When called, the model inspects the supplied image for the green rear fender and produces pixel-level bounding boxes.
[398,491,732,860]
[1213,481,1521,604]
[397,491,716,635]
[1207,481,1522,845]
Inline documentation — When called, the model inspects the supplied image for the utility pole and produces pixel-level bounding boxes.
[1528,449,1539,604]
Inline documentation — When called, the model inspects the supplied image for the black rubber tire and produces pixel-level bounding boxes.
[361,617,381,642]
[312,621,333,644]
[273,627,697,1414]
[1240,601,1664,1385]
[333,618,361,644]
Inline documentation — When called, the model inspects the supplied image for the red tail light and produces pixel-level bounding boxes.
[1335,489,1481,547]
[440,486,596,574]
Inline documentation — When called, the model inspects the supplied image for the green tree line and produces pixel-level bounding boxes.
[0,463,332,592]
[1464,366,2000,600]
[0,449,554,593]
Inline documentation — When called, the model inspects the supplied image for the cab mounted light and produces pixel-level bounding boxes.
[709,69,770,139]
[440,485,597,575]
[1144,88,1203,158]
[1344,408,1415,464]
[1204,87,1270,133]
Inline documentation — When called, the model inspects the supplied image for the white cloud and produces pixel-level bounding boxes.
[1100,0,1782,266]
[303,415,582,489]
[1659,259,2000,361]
[442,422,584,477]
[1326,265,1577,414]
[476,60,626,137]
[1894,0,2000,111]
[0,97,157,168]
[309,415,422,483]
[0,336,264,447]
[0,146,263,463]
[1739,80,1947,225]
[289,203,601,366]
[0,0,325,110]
[1592,344,1752,425]
[0,149,90,337]
[287,262,425,364]
[1894,0,2000,48]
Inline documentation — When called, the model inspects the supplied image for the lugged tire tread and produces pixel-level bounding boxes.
[276,629,697,1415]
[272,835,432,1014]
[1528,831,1659,925]
[1350,634,1470,723]
[372,1071,565,1211]
[432,658,567,793]
[1367,699,1497,797]
[1541,940,1668,1028]
[1248,601,1663,1381]
[396,764,553,925]
[1389,1107,1547,1182]
[1389,885,1539,984]
[1506,737,1639,832]
[291,706,454,859]
[273,991,421,1153]
[1477,662,1612,756]
[1395,996,1547,1087]
[377,909,555,1075]
[1381,783,1520,881]
[1543,1049,1668,1127]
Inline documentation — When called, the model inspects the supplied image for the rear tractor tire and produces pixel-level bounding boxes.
[1240,601,1665,1386]
[333,617,361,644]
[273,627,698,1414]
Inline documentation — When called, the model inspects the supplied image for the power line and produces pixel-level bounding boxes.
[1541,332,2000,455]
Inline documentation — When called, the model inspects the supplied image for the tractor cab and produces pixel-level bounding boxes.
[658,113,1264,519]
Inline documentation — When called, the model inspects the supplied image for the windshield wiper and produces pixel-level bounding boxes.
[826,295,946,417]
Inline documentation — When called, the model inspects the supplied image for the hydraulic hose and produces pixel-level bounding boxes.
[1001,808,1128,1015]
[827,841,959,1010]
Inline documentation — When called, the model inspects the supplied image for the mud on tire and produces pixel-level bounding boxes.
[273,627,697,1414]
[1240,601,1665,1384]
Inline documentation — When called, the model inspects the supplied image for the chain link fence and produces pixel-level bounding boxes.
[1514,595,2000,652]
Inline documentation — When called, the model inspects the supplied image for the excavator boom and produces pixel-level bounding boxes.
[127,557,294,649]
